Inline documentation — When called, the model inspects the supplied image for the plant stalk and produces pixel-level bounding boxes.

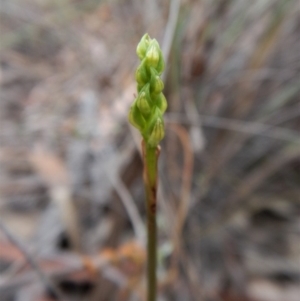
[142,140,160,301]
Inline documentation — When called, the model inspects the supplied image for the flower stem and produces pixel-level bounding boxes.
[142,140,160,301]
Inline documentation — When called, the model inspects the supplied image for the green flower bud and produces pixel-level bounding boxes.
[146,39,161,68]
[137,84,151,116]
[135,59,148,88]
[137,94,151,115]
[148,116,165,147]
[155,54,165,75]
[154,93,167,114]
[150,67,164,94]
[128,104,145,131]
[146,106,162,134]
[136,34,150,60]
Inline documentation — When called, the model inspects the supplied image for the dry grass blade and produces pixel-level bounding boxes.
[29,148,81,251]
[166,113,300,144]
[106,169,145,245]
[195,145,300,238]
[167,124,194,262]
[0,221,69,301]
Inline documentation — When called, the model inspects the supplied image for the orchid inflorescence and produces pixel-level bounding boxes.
[129,34,167,147]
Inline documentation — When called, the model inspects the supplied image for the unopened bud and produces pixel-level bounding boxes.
[137,92,151,115]
[146,40,161,68]
[155,55,165,75]
[154,93,167,114]
[148,116,165,147]
[150,68,164,94]
[135,59,148,87]
[128,104,145,131]
[136,34,150,60]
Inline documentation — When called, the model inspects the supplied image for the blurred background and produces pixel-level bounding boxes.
[1,0,300,300]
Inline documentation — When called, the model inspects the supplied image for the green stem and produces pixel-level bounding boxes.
[142,140,160,301]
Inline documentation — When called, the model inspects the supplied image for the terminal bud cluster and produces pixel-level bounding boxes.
[129,34,167,147]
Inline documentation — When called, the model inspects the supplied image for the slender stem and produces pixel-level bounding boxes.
[142,140,160,301]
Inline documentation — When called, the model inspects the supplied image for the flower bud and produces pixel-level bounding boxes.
[150,68,164,94]
[135,59,148,87]
[137,93,151,115]
[128,104,145,131]
[136,34,150,60]
[148,115,165,147]
[155,55,165,75]
[137,84,151,116]
[146,40,161,68]
[153,93,167,114]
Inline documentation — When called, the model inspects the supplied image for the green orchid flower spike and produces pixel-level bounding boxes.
[129,33,167,148]
[128,34,167,301]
